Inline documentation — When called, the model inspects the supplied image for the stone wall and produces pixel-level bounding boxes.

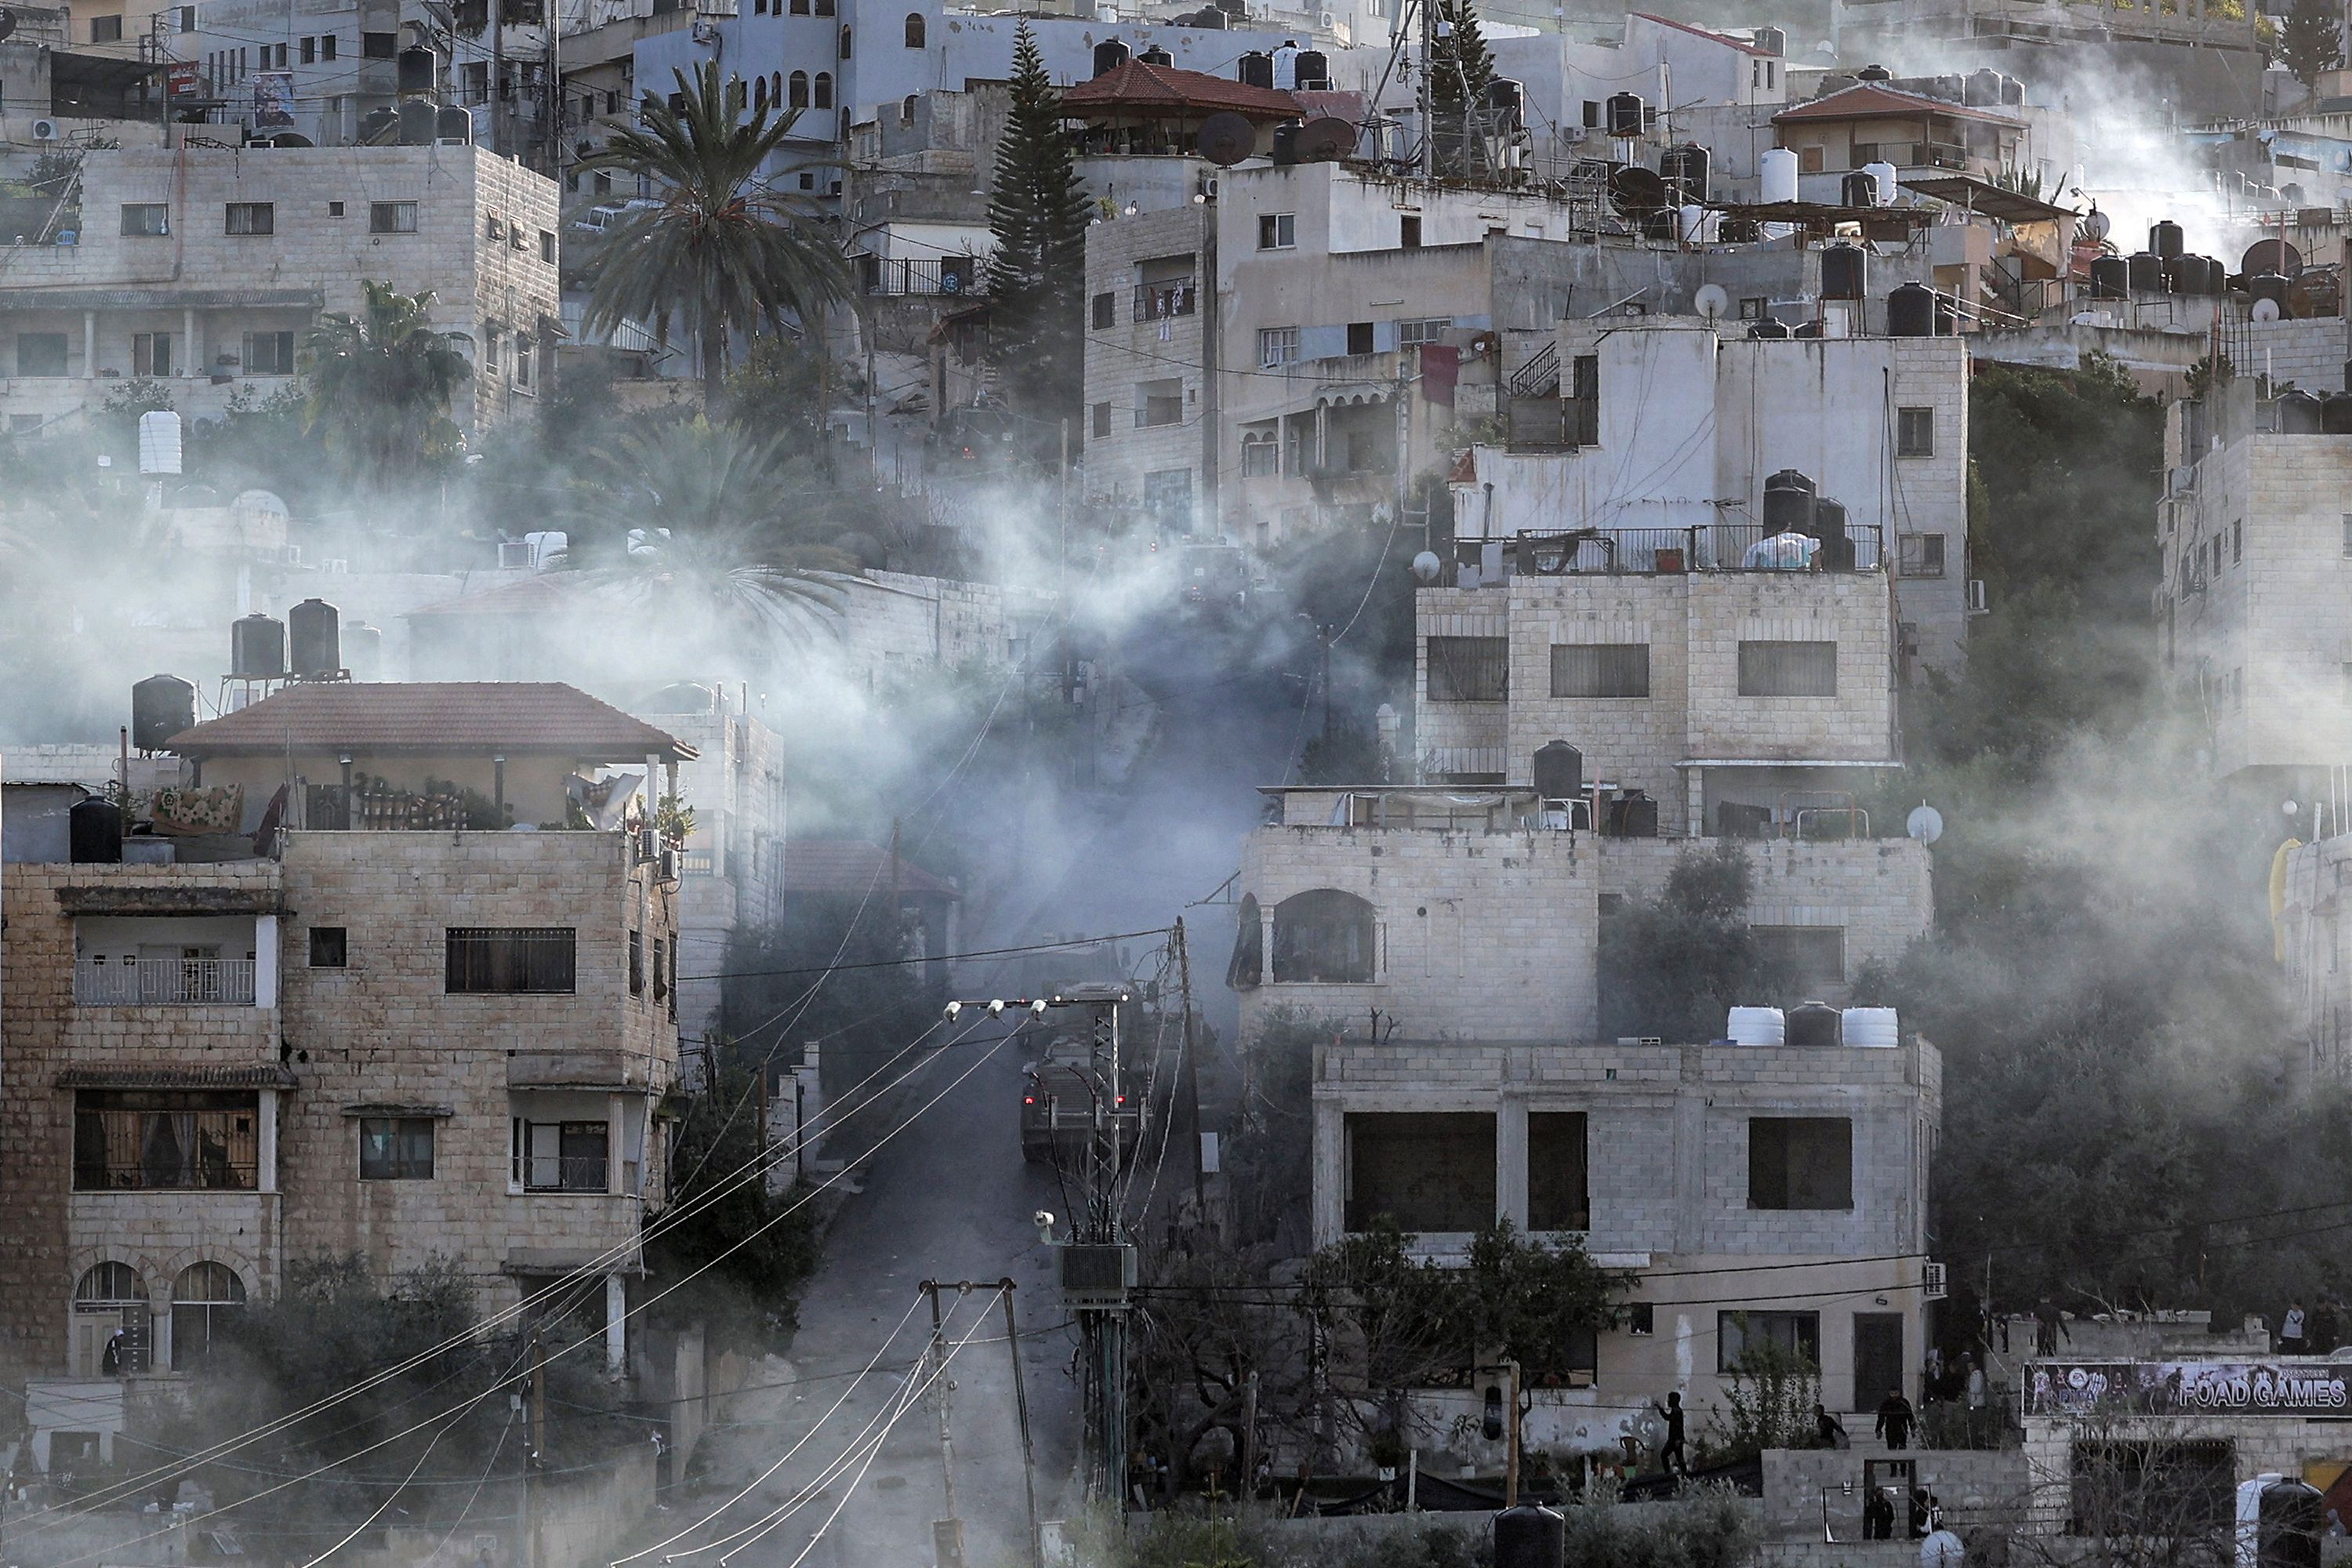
[1083,204,1214,521]
[1762,1447,2028,1542]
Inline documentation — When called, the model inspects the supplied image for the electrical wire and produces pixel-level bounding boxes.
[677,924,1172,983]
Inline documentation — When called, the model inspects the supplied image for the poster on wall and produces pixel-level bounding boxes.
[2026,1362,2352,1418]
[252,71,294,130]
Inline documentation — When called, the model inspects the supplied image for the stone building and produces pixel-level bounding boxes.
[0,681,690,1461]
[0,142,559,438]
[1310,1032,1942,1439]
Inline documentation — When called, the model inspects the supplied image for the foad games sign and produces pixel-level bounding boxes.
[2026,1362,2352,1417]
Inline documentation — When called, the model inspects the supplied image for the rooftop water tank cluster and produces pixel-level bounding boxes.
[1725,1006,1900,1047]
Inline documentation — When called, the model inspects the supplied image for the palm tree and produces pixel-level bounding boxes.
[565,416,855,645]
[299,281,472,487]
[580,63,851,409]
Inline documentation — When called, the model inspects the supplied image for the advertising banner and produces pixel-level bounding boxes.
[2026,1361,2352,1418]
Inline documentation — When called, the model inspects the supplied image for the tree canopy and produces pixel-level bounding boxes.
[982,22,1092,449]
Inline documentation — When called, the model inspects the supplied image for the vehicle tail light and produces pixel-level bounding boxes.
[1116,1094,1127,1105]
[1023,1096,1035,1105]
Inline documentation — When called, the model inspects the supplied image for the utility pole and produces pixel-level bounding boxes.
[1055,985,1132,1504]
[1502,1359,1522,1507]
[998,1281,1044,1568]
[1417,0,1434,180]
[1172,918,1204,1211]
[923,1281,965,1568]
[490,0,505,158]
[525,1331,547,1568]
[1240,1370,1260,1501]
[1058,416,1071,590]
[543,0,561,179]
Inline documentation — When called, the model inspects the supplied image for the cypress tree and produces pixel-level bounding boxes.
[983,22,1092,448]
[2279,0,2345,89]
[1427,0,1497,176]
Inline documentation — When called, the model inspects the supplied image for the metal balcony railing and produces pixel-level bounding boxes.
[1133,281,1196,322]
[521,1156,609,1193]
[74,958,256,1006]
[860,256,982,297]
[1504,524,1886,576]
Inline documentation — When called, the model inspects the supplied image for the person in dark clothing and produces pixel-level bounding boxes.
[1909,1487,1933,1538]
[2310,1300,2340,1356]
[1875,1388,1915,1450]
[1864,1486,1896,1540]
[1653,1391,1688,1475]
[1813,1403,1848,1449]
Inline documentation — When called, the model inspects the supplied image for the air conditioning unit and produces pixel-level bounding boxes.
[1561,125,1585,143]
[1196,174,1218,201]
[1058,1242,1137,1307]
[1924,1261,1948,1301]
[31,118,60,141]
[1966,579,1988,614]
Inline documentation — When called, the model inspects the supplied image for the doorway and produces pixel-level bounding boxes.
[1853,1312,1905,1414]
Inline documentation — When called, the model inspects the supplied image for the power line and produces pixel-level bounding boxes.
[678,924,1172,982]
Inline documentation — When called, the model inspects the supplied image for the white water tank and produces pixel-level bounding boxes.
[1760,147,1799,205]
[1842,1007,1900,1047]
[1677,204,1720,243]
[1727,1006,1786,1046]
[138,409,183,475]
[1864,161,1898,206]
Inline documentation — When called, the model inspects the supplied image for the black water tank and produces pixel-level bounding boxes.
[2280,390,2325,434]
[2089,256,2129,299]
[2250,272,2291,313]
[1857,63,1891,82]
[1660,143,1709,203]
[1193,7,1225,25]
[2328,392,2352,434]
[1138,43,1174,65]
[1236,51,1272,88]
[1787,1001,1842,1047]
[2259,1477,2324,1568]
[2194,256,2227,296]
[132,674,195,752]
[1272,123,1300,164]
[231,613,286,678]
[1746,318,1791,339]
[398,96,435,146]
[1533,740,1584,801]
[1822,242,1867,300]
[1616,790,1658,838]
[1840,169,1878,208]
[2127,251,2165,294]
[1093,38,1128,76]
[2151,219,2183,260]
[1888,281,1936,336]
[1606,91,1644,136]
[1814,495,1853,568]
[289,597,340,678]
[71,797,123,864]
[345,621,383,682]
[1494,1502,1566,1568]
[397,44,438,96]
[2000,74,2024,104]
[1763,469,1816,535]
[1754,24,1784,55]
[1294,48,1328,87]
[2163,254,2199,294]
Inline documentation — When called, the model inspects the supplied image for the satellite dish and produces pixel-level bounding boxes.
[1693,283,1730,321]
[1610,165,1668,217]
[0,9,16,42]
[2243,237,2302,278]
[1411,550,1443,583]
[1194,111,1254,168]
[1906,804,1944,844]
[2081,207,2110,242]
[2252,296,2282,322]
[1294,116,1355,162]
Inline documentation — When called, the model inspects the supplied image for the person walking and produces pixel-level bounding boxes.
[1653,1390,1688,1475]
[1876,1388,1916,1451]
[1864,1485,1896,1541]
[1965,1352,1987,1410]
[1814,1402,1849,1449]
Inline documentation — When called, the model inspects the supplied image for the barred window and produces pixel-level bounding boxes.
[1897,532,1946,578]
[1737,640,1837,697]
[1427,636,1508,702]
[1550,643,1649,697]
[445,927,576,993]
[74,1091,259,1191]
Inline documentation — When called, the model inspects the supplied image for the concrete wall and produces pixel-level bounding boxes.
[1762,1447,2028,1542]
[1083,202,1214,526]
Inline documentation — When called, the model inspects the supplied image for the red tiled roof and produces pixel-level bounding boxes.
[1062,61,1305,123]
[1774,83,2023,126]
[780,839,959,900]
[165,683,696,760]
[1632,13,1773,56]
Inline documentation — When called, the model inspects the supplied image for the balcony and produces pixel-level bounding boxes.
[74,958,256,1007]
[1134,281,1196,322]
[1483,524,1886,579]
[521,1154,610,1193]
[860,256,983,298]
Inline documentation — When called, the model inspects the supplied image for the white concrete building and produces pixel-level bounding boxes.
[0,141,559,439]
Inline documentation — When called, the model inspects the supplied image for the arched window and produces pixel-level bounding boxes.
[812,71,833,109]
[74,1263,151,1374]
[1226,892,1262,989]
[900,92,917,124]
[787,71,808,108]
[172,1263,245,1371]
[903,11,924,46]
[754,74,768,111]
[771,72,782,107]
[1270,889,1375,983]
[838,24,851,56]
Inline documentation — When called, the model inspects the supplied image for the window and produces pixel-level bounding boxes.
[180,5,194,29]
[1427,636,1508,702]
[1528,1112,1588,1230]
[129,333,172,377]
[90,13,122,41]
[2340,514,2352,558]
[309,926,347,967]
[630,930,645,994]
[514,1118,608,1191]
[170,1263,243,1370]
[902,93,917,123]
[74,1264,151,1374]
[837,25,849,55]
[1346,321,1374,355]
[1752,925,1846,988]
[1738,296,1768,321]
[321,32,336,56]
[1398,317,1450,347]
[1628,1302,1654,1335]
[540,228,555,263]
[2233,517,2243,564]
[1718,1310,1820,1372]
[16,332,68,377]
[370,201,419,234]
[1748,1117,1853,1210]
[1144,468,1194,526]
[1344,1112,1494,1232]
[904,10,924,44]
[813,0,833,14]
[1399,213,1421,248]
[812,71,833,107]
[300,34,315,61]
[1271,888,1376,983]
[1896,406,1933,457]
[1738,640,1837,697]
[1258,212,1295,249]
[653,937,669,1002]
[1135,376,1182,428]
[445,927,576,993]
[1897,532,1946,578]
[788,70,808,107]
[1582,99,1600,127]
[1091,401,1111,438]
[224,201,274,234]
[1091,291,1115,329]
[1258,326,1299,368]
[1550,643,1650,698]
[1240,432,1278,477]
[790,0,808,13]
[73,1091,259,1190]
[242,331,296,374]
[359,1117,436,1179]
[121,202,168,236]
[328,200,345,216]
[361,29,396,55]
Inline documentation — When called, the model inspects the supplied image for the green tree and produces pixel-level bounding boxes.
[581,62,850,408]
[982,22,1091,448]
[299,280,472,486]
[1598,843,1789,1041]
[1427,0,1497,175]
[2280,0,2344,87]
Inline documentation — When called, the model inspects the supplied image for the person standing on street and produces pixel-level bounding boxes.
[2283,1300,2310,1355]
